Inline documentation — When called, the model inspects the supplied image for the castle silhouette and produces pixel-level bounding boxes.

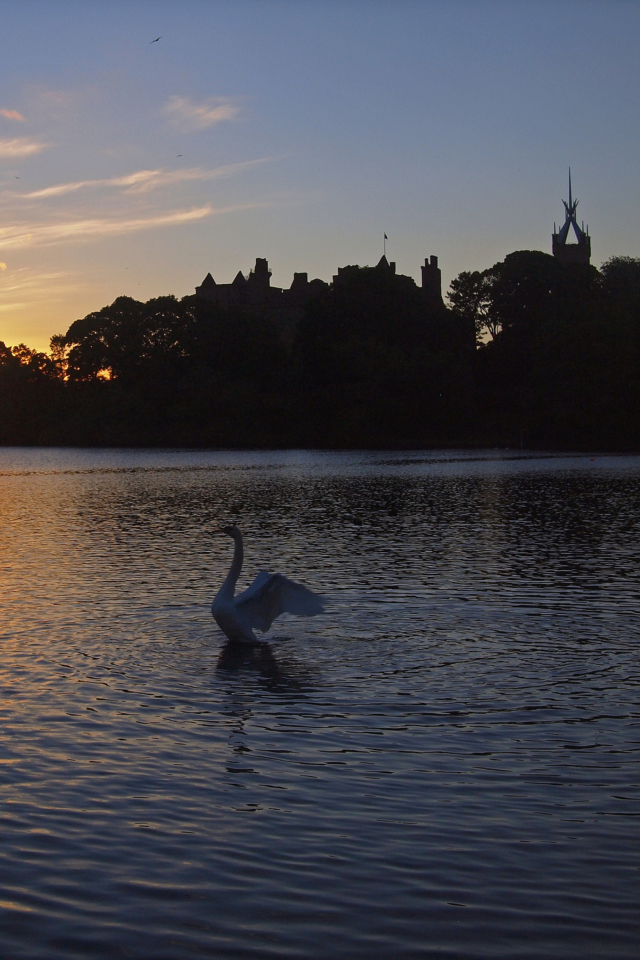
[195,253,445,331]
[195,174,590,325]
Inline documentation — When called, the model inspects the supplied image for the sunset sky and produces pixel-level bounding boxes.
[1,0,639,351]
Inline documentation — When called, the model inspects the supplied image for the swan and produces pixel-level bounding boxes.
[211,525,325,643]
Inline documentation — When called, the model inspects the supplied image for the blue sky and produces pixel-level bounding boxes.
[0,0,639,350]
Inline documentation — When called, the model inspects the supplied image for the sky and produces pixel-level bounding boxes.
[0,0,639,351]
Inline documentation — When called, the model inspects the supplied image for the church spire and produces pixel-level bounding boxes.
[552,169,591,265]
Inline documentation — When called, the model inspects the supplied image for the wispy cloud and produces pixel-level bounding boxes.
[22,169,164,199]
[0,138,48,158]
[0,301,31,312]
[0,268,84,311]
[37,88,78,111]
[0,202,265,250]
[19,159,272,200]
[0,268,72,293]
[0,109,25,122]
[164,95,241,130]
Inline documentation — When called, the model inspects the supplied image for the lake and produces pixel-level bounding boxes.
[0,448,638,960]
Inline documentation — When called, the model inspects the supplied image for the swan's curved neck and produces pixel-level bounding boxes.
[224,531,244,593]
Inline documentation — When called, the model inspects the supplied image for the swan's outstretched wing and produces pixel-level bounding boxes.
[235,572,325,633]
[235,572,273,604]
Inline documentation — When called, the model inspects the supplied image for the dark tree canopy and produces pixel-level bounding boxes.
[448,250,600,343]
[296,264,473,446]
[600,256,640,303]
[448,269,499,342]
[462,251,640,450]
[62,295,195,382]
[0,249,639,450]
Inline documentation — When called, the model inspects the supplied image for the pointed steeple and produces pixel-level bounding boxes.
[568,167,573,210]
[376,255,395,274]
[552,169,591,265]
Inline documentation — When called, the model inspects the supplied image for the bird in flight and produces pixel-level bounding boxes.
[212,526,325,643]
[176,154,182,157]
[150,36,161,43]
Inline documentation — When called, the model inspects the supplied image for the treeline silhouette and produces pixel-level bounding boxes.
[1,251,639,450]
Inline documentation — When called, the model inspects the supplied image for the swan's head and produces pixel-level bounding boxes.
[217,524,241,538]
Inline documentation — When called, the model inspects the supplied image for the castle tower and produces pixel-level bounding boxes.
[248,257,272,291]
[552,170,591,265]
[376,255,396,274]
[421,255,443,307]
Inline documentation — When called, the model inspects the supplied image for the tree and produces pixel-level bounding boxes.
[296,264,471,446]
[62,295,196,382]
[449,251,600,346]
[0,340,64,443]
[487,251,561,332]
[600,256,640,304]
[448,269,499,342]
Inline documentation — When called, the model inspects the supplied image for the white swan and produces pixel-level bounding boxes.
[211,525,325,643]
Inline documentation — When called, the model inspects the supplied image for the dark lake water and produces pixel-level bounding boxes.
[0,448,639,960]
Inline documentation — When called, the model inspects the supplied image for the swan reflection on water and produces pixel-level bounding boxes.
[216,639,316,694]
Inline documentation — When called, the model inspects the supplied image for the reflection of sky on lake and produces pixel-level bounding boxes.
[0,448,639,960]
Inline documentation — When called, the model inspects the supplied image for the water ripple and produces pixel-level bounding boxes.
[0,449,639,959]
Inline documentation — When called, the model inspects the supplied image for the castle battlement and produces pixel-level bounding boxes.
[197,253,443,314]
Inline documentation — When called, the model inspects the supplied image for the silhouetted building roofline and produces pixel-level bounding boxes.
[196,253,445,318]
